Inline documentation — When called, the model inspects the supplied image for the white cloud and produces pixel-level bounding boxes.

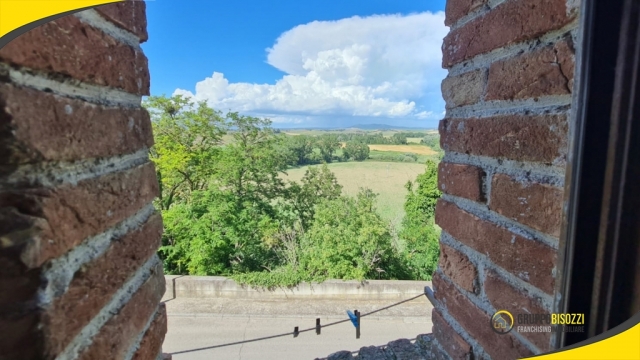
[174,12,448,127]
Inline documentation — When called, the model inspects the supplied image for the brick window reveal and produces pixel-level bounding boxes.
[0,2,168,359]
[431,0,579,358]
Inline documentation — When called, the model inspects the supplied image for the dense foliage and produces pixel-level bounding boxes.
[335,131,430,145]
[343,141,370,161]
[399,160,441,279]
[145,95,442,287]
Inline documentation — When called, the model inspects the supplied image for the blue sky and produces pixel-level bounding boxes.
[142,0,448,128]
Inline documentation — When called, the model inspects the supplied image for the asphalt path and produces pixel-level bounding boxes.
[162,297,434,360]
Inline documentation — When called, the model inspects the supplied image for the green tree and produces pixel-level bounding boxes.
[285,164,343,230]
[399,160,442,279]
[316,134,341,163]
[299,189,401,280]
[391,133,408,145]
[212,112,289,205]
[343,141,370,161]
[144,95,226,210]
[282,135,316,166]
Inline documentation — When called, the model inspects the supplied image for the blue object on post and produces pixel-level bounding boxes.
[346,310,361,339]
[346,310,358,327]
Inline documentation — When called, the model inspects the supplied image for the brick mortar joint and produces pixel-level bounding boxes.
[441,152,566,187]
[435,269,544,356]
[1,149,151,188]
[439,232,555,309]
[444,97,572,119]
[432,286,491,359]
[440,194,560,248]
[37,203,157,305]
[0,63,143,108]
[446,0,508,32]
[56,255,163,360]
[428,337,450,359]
[122,303,164,360]
[74,9,142,49]
[446,20,580,77]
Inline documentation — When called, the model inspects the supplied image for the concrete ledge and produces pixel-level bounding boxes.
[163,276,431,301]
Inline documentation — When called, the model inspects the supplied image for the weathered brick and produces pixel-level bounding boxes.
[77,261,165,360]
[43,214,163,356]
[95,1,148,42]
[0,15,149,95]
[486,39,575,100]
[443,0,576,67]
[441,69,486,109]
[439,244,478,293]
[484,270,551,351]
[132,303,167,360]
[0,83,153,166]
[445,0,487,26]
[438,162,485,202]
[433,273,534,360]
[490,173,563,237]
[432,309,473,360]
[0,162,159,269]
[435,200,556,293]
[439,115,568,164]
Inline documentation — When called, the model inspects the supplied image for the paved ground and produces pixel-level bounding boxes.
[162,297,434,360]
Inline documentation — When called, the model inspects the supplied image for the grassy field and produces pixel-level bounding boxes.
[283,162,427,226]
[368,144,437,155]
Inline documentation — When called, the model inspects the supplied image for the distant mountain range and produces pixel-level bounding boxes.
[276,123,436,130]
[349,124,433,130]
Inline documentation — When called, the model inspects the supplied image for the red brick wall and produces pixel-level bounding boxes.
[432,0,580,358]
[0,2,167,359]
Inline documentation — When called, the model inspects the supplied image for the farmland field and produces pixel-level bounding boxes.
[283,162,426,226]
[368,144,437,155]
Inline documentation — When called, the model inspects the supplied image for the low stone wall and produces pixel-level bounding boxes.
[163,276,431,301]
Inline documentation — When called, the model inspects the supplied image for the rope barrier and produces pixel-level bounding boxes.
[170,292,426,355]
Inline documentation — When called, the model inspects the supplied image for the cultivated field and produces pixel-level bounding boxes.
[368,144,437,155]
[283,162,427,226]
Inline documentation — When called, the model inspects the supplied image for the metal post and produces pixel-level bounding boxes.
[355,310,360,339]
[316,318,321,335]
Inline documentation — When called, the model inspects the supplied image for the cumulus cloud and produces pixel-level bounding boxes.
[174,12,448,127]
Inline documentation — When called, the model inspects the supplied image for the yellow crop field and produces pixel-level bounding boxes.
[368,144,437,155]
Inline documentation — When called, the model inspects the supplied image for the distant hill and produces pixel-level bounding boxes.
[276,124,435,131]
[349,124,431,130]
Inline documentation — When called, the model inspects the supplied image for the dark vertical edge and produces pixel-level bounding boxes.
[554,0,626,348]
[593,0,640,333]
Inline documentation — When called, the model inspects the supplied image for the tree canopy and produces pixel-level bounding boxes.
[144,95,442,286]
